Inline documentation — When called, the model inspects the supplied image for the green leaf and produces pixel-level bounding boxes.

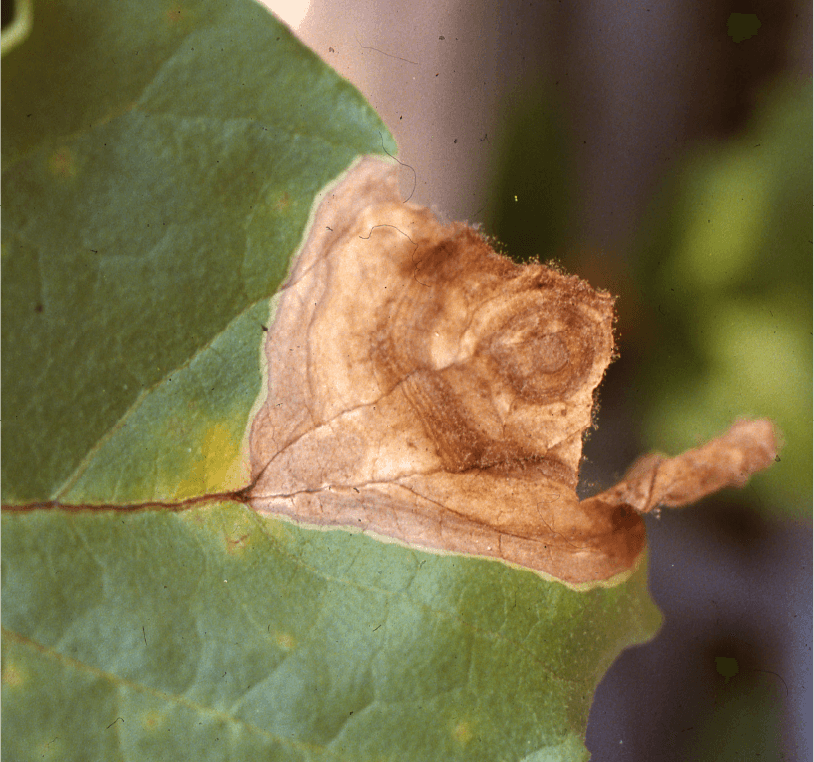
[2,0,396,503]
[2,1,662,760]
[2,504,660,761]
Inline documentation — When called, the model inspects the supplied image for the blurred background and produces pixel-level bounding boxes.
[268,0,812,759]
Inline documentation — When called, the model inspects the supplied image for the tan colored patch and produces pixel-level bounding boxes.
[217,510,255,554]
[589,419,778,513]
[248,157,777,586]
[143,711,164,729]
[273,631,296,651]
[166,7,185,24]
[2,660,25,688]
[274,191,291,213]
[452,721,473,745]
[224,531,250,555]
[48,147,77,178]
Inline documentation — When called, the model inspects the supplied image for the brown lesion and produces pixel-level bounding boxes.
[248,156,777,587]
[589,419,779,514]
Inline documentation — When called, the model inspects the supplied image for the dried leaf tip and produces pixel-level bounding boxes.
[589,418,780,515]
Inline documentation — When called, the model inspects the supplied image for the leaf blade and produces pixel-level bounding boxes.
[2,504,662,761]
[2,0,394,502]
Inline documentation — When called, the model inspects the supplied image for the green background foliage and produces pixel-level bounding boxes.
[1,1,661,760]
[487,80,811,519]
[632,81,812,517]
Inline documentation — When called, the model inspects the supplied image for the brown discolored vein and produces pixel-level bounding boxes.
[1,490,250,513]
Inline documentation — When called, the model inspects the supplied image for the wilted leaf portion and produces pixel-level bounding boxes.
[249,157,779,586]
[249,157,640,585]
[588,418,778,513]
